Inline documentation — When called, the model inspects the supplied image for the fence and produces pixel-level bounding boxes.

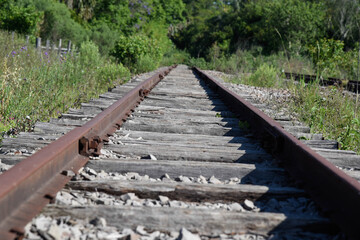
[34,37,76,55]
[9,32,76,56]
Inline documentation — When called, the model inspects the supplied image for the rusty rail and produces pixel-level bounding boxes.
[283,71,360,93]
[0,66,175,240]
[194,67,360,240]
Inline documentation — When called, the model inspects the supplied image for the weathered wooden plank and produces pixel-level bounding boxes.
[283,125,310,134]
[130,111,238,124]
[289,132,323,140]
[139,100,229,112]
[121,120,244,136]
[150,88,219,98]
[145,95,224,105]
[86,159,287,183]
[33,122,74,134]
[116,129,256,145]
[126,115,239,128]
[121,123,243,136]
[314,148,356,155]
[0,140,48,151]
[113,138,260,152]
[106,143,271,163]
[342,169,360,181]
[68,180,305,202]
[43,205,334,236]
[301,140,338,150]
[68,107,102,115]
[317,153,360,169]
[49,118,87,127]
[16,132,61,140]
[136,105,236,118]
[60,113,96,120]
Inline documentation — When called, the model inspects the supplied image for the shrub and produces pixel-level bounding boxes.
[79,41,101,68]
[0,1,42,35]
[96,62,130,87]
[111,34,163,70]
[245,63,280,88]
[134,54,158,73]
[291,84,360,153]
[308,38,359,79]
[0,30,130,137]
[185,57,209,69]
[161,47,190,66]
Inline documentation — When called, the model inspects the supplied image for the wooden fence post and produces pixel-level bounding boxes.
[36,38,41,52]
[58,39,62,55]
[67,40,71,54]
[26,36,29,45]
[46,40,50,52]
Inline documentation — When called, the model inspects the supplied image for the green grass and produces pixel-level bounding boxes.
[186,46,360,153]
[290,82,360,153]
[0,31,130,138]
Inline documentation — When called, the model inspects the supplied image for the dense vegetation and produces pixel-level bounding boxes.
[0,0,359,152]
[0,31,130,134]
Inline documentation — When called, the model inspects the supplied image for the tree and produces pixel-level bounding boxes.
[0,0,42,35]
[325,0,360,47]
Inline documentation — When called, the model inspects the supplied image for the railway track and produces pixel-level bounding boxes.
[283,71,360,93]
[0,65,360,239]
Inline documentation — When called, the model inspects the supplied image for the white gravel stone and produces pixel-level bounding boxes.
[198,175,208,184]
[34,215,52,231]
[48,223,70,239]
[228,203,244,212]
[149,230,161,238]
[135,225,148,235]
[159,195,170,204]
[126,172,141,180]
[178,227,201,240]
[161,173,171,180]
[208,176,222,184]
[243,199,255,210]
[90,217,107,227]
[85,167,98,176]
[177,175,192,183]
[62,170,76,177]
[141,154,157,160]
[120,193,139,201]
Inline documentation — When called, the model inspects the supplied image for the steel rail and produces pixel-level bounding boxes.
[0,66,175,240]
[194,67,360,240]
[284,71,360,93]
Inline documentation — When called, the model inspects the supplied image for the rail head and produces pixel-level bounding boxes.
[0,65,176,239]
[194,67,360,240]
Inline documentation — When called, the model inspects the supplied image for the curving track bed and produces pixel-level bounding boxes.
[0,65,359,239]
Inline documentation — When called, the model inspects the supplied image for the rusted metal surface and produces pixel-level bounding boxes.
[0,66,175,240]
[284,71,360,93]
[194,67,360,239]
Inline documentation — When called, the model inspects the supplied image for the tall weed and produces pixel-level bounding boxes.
[0,31,130,137]
[291,83,360,153]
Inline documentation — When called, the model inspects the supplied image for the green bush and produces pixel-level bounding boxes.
[308,38,359,79]
[134,54,159,73]
[185,57,210,69]
[161,47,190,66]
[111,34,163,70]
[0,30,130,136]
[291,84,360,153]
[32,0,88,44]
[79,41,101,68]
[0,1,42,35]
[90,22,120,55]
[245,63,280,88]
[96,62,130,87]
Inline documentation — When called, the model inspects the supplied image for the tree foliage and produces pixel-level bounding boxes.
[0,0,42,35]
